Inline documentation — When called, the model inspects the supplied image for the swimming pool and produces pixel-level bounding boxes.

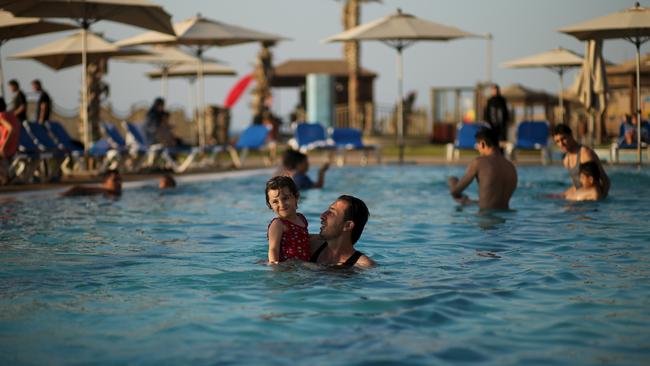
[1,165,649,365]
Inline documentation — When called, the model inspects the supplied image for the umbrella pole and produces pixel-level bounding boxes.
[162,66,168,100]
[81,23,89,154]
[196,48,205,147]
[397,45,404,164]
[558,68,564,124]
[635,39,642,165]
[0,44,5,98]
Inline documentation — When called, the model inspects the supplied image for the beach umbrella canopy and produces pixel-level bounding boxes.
[113,45,199,98]
[0,0,174,153]
[559,1,650,164]
[10,31,146,70]
[324,8,479,163]
[116,14,287,147]
[0,10,77,96]
[502,47,584,121]
[147,60,236,78]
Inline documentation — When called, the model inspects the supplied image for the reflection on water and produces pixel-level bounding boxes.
[1,166,649,365]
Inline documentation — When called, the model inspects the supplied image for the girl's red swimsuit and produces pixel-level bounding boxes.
[268,213,310,261]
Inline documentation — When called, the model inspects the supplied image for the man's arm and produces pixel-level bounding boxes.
[449,159,479,198]
[312,162,329,189]
[38,102,47,123]
[60,186,106,197]
[13,101,25,117]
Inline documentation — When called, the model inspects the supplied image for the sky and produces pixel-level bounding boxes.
[1,0,641,131]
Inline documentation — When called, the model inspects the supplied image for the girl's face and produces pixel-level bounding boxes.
[579,173,594,188]
[267,187,297,219]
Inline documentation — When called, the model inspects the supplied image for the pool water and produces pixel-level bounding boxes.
[1,165,649,365]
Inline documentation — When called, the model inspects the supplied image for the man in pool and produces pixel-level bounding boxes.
[309,195,375,268]
[61,170,122,197]
[552,124,610,198]
[448,127,517,210]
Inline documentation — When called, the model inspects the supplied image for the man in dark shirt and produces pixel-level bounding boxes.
[8,79,27,122]
[483,84,510,142]
[32,79,52,123]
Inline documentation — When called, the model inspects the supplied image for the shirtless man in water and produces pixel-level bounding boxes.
[552,124,610,198]
[448,127,517,210]
[61,170,122,197]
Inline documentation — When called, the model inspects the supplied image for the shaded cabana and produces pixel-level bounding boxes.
[606,53,650,133]
[271,59,377,115]
[501,83,558,126]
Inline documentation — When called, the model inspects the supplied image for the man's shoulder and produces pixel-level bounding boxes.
[355,254,376,268]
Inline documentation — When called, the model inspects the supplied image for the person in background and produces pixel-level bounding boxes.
[144,97,165,146]
[621,114,650,146]
[281,149,329,190]
[159,174,176,189]
[32,79,52,124]
[483,84,510,142]
[8,79,27,122]
[564,162,603,202]
[0,98,20,185]
[552,124,610,198]
[61,170,122,197]
[448,127,517,210]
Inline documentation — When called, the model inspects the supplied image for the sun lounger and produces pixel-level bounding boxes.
[228,124,272,168]
[504,121,551,165]
[22,121,67,180]
[289,122,336,153]
[330,127,380,166]
[610,121,650,163]
[446,122,489,161]
[45,121,84,173]
[8,125,53,183]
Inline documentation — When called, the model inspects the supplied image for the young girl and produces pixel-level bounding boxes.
[265,176,310,263]
[564,162,603,201]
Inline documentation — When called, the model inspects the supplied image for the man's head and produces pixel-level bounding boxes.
[320,195,369,245]
[102,170,122,194]
[552,124,577,153]
[31,79,42,92]
[491,84,500,97]
[474,127,499,155]
[282,149,309,173]
[579,162,600,188]
[159,174,176,189]
[8,79,19,93]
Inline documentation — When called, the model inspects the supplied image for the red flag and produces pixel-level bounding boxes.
[224,73,254,108]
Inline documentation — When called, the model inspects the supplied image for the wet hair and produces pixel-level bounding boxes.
[8,79,19,88]
[338,195,369,245]
[0,97,6,112]
[31,79,42,89]
[475,127,498,148]
[579,162,600,182]
[552,124,572,137]
[265,175,299,209]
[282,149,307,170]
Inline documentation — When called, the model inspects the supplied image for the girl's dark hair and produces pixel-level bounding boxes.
[338,195,369,245]
[282,149,307,170]
[579,161,601,182]
[265,176,299,209]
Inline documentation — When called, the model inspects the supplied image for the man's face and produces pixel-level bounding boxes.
[9,84,17,93]
[296,159,309,174]
[319,200,349,239]
[103,173,122,193]
[553,133,573,153]
[31,82,38,92]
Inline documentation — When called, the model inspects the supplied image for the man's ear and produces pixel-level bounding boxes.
[343,220,355,233]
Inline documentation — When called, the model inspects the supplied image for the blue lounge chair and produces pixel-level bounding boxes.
[505,121,551,165]
[331,127,380,166]
[289,122,335,153]
[228,124,271,168]
[610,121,650,163]
[446,122,489,161]
[23,121,67,180]
[8,125,53,183]
[122,121,221,173]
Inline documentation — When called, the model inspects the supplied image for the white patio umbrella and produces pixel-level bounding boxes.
[502,47,583,122]
[113,45,198,99]
[0,0,174,153]
[116,14,287,147]
[324,8,479,163]
[0,10,77,97]
[559,1,650,164]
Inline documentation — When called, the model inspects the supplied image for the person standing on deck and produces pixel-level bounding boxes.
[8,80,27,122]
[483,84,510,142]
[448,127,517,210]
[32,79,52,124]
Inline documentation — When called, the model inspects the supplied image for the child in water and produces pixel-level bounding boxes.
[265,176,311,263]
[281,149,329,190]
[564,162,603,201]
